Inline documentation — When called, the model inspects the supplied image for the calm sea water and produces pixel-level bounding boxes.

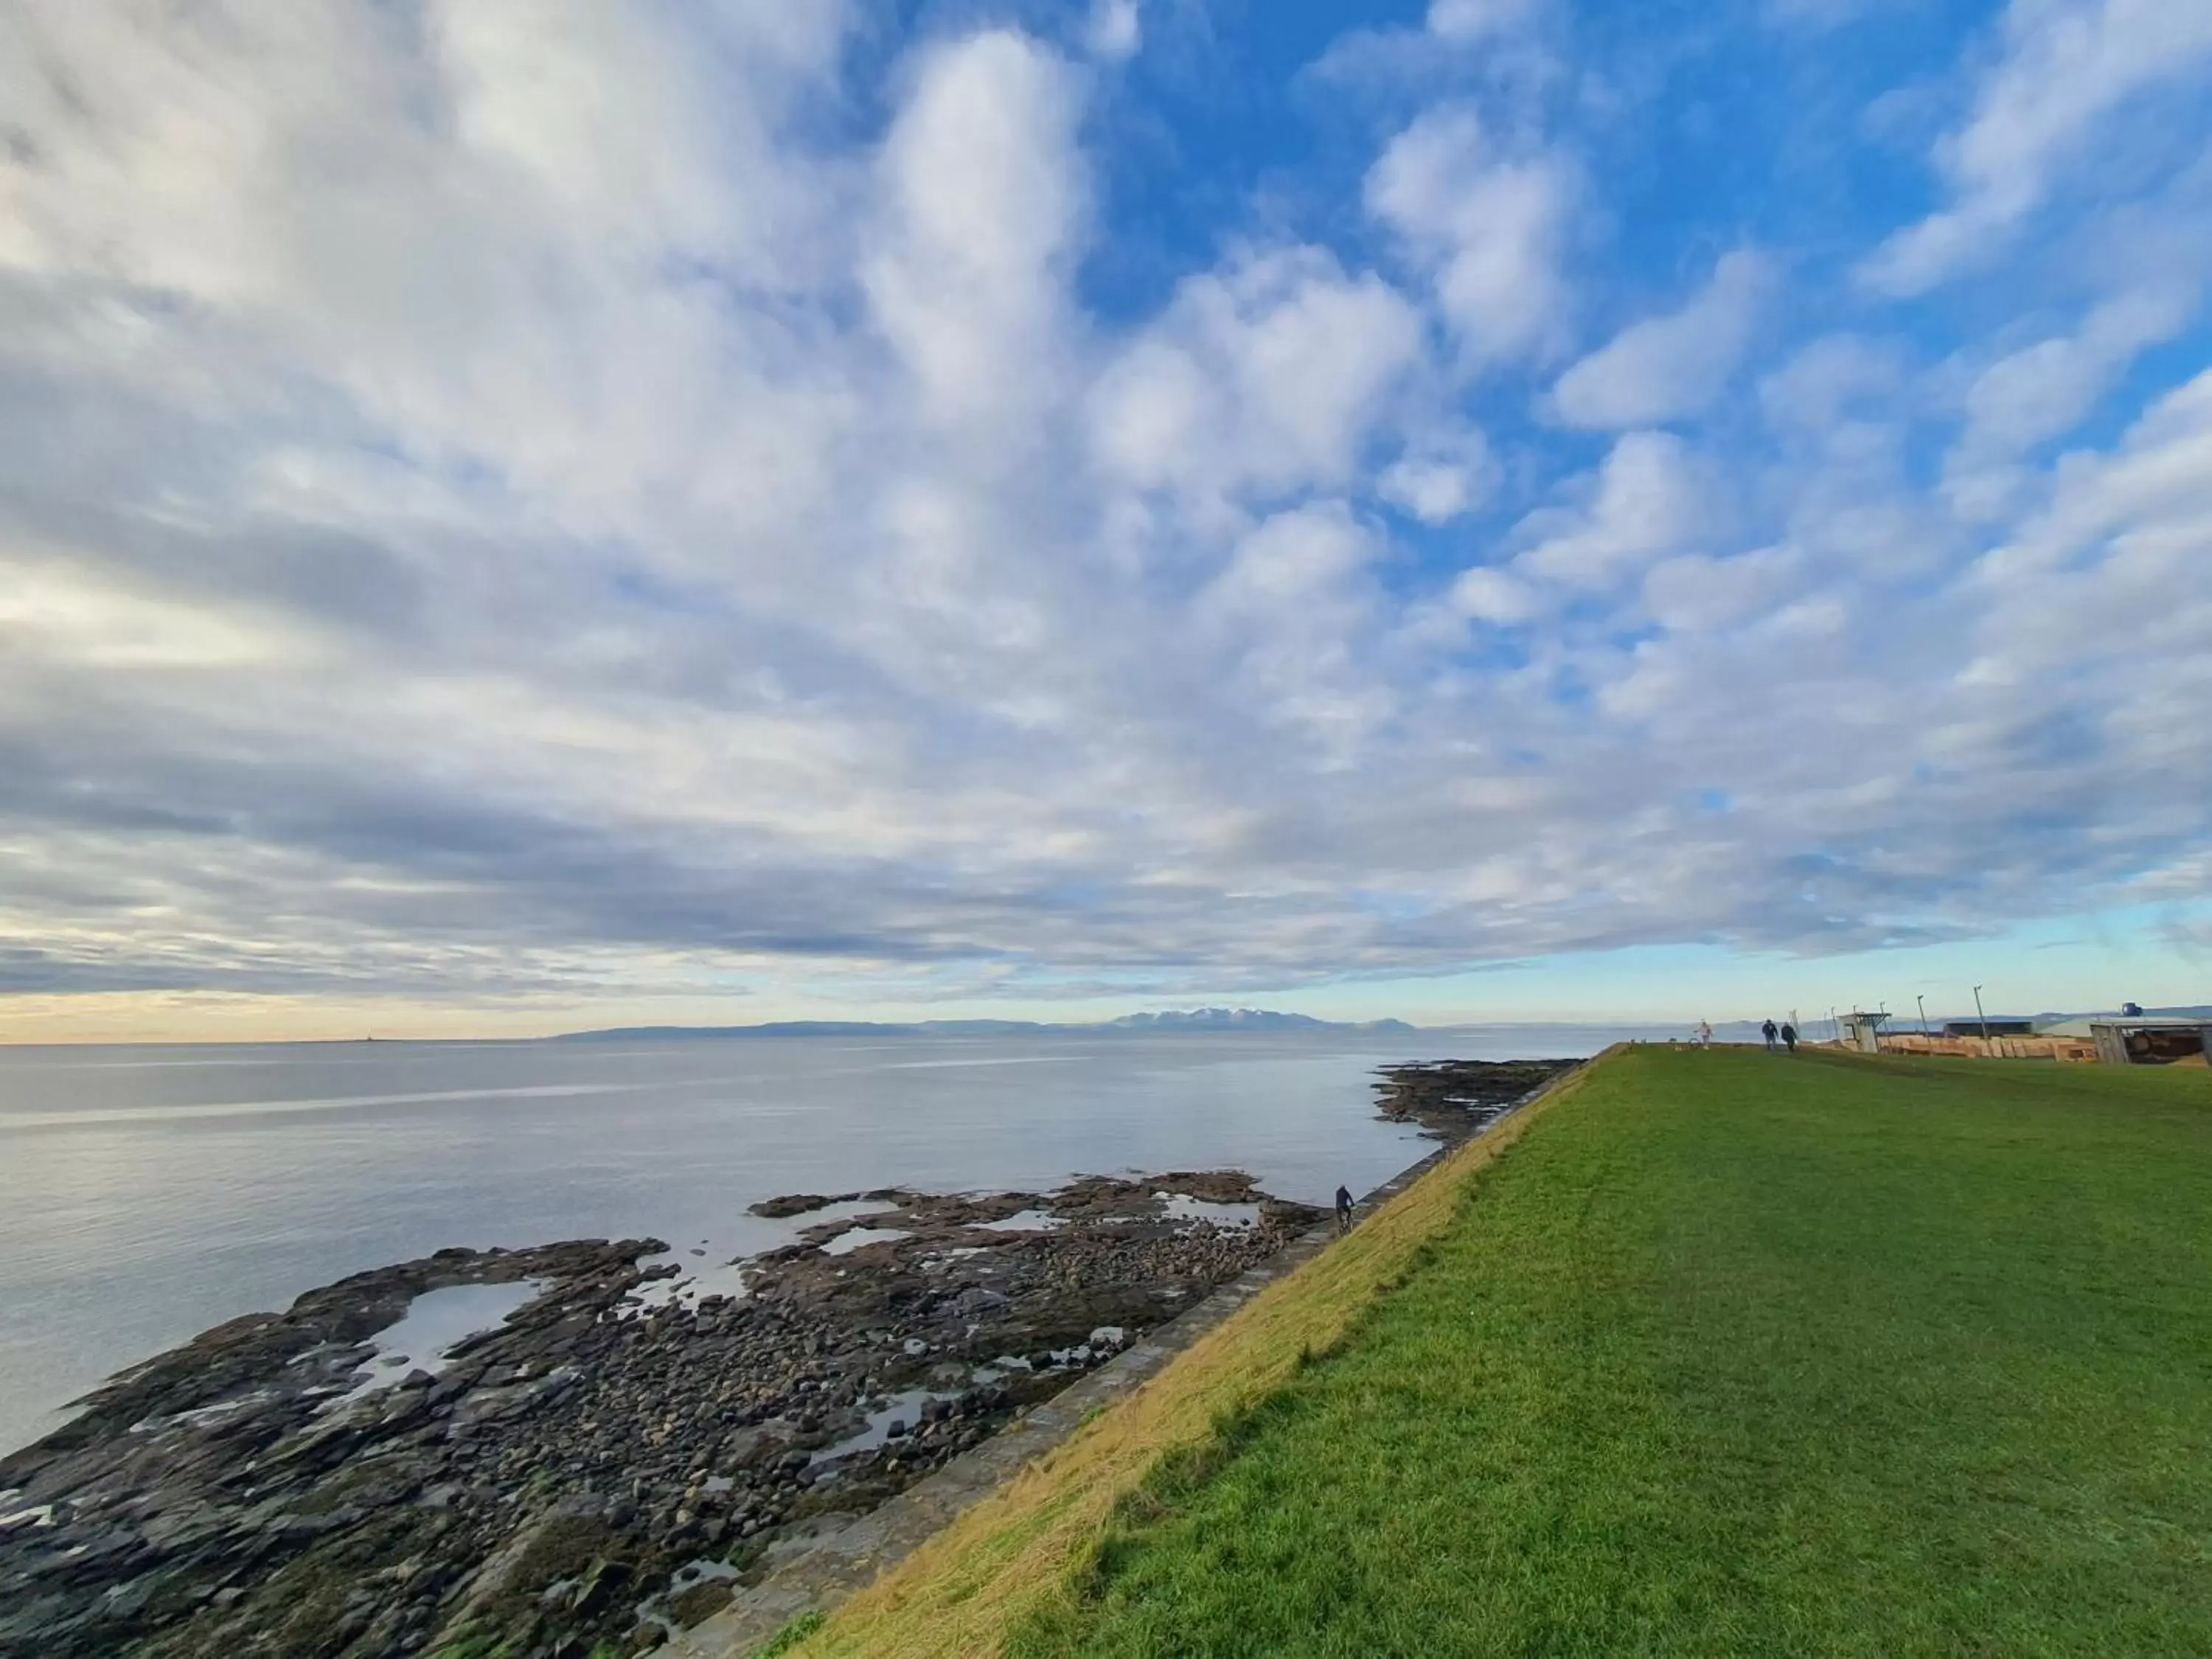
[0,1027,1639,1455]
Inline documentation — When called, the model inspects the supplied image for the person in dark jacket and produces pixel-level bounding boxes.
[1761,1018,1779,1051]
[1780,1022,1798,1052]
[1335,1184,1354,1234]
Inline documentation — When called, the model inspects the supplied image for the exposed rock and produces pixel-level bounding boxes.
[1371,1058,1578,1140]
[745,1194,840,1220]
[0,1174,1324,1659]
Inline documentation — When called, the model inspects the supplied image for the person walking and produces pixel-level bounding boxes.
[1697,1020,1712,1048]
[1780,1022,1798,1053]
[1761,1018,1778,1051]
[1335,1184,1354,1234]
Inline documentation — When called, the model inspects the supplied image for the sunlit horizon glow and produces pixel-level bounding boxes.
[2,1,2209,1045]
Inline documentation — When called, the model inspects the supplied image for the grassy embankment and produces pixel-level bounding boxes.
[757,1053,1608,1658]
[776,1047,2212,1658]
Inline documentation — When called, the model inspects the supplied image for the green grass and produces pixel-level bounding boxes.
[1008,1048,2212,1658]
[754,1612,827,1656]
[787,1060,1603,1659]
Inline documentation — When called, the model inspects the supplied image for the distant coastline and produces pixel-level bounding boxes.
[555,1007,1421,1042]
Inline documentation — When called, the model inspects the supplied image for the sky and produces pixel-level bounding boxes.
[1,0,2210,1043]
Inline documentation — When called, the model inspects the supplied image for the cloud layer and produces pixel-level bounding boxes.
[1,0,2209,1020]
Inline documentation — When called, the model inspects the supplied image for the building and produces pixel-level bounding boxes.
[2084,1020,2212,1068]
[1863,1008,2207,1065]
[1879,1030,2098,1062]
[1839,1011,1890,1054]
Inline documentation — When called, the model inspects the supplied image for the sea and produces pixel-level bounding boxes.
[0,1026,1648,1456]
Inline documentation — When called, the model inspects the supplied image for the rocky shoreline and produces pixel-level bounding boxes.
[1372,1057,1578,1139]
[0,1058,1574,1659]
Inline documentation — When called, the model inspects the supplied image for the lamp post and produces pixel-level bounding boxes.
[1972,984,1989,1041]
[1916,993,1927,1034]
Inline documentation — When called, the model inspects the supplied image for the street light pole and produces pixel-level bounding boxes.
[1972,984,1989,1041]
[1916,993,1927,1034]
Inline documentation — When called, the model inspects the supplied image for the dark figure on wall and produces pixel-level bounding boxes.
[1335,1184,1354,1234]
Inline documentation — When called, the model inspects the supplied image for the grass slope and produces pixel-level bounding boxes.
[1006,1048,2212,1658]
[773,1057,1607,1659]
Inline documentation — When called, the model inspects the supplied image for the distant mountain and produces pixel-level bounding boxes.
[1106,1008,1321,1031]
[557,1009,1420,1041]
[1105,1007,1414,1032]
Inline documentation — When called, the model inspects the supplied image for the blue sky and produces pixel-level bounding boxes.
[1,0,2209,1040]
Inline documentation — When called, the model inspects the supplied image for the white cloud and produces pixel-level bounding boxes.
[1975,367,2212,594]
[1378,429,1498,524]
[431,1,846,271]
[1517,431,1715,587]
[1942,282,2199,519]
[863,32,1087,428]
[1366,105,1575,366]
[1085,0,1142,63]
[1448,566,1543,625]
[1861,0,2212,294]
[1550,251,1772,429]
[1381,457,1484,524]
[1090,248,1424,505]
[0,0,861,542]
[1196,502,1393,754]
[1932,372,2212,869]
[1305,0,1550,95]
[1752,334,1959,580]
[1759,334,1907,434]
[1,1,2210,1027]
[1427,0,1537,45]
[1643,546,1802,633]
[0,557,322,669]
[1202,501,1377,618]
